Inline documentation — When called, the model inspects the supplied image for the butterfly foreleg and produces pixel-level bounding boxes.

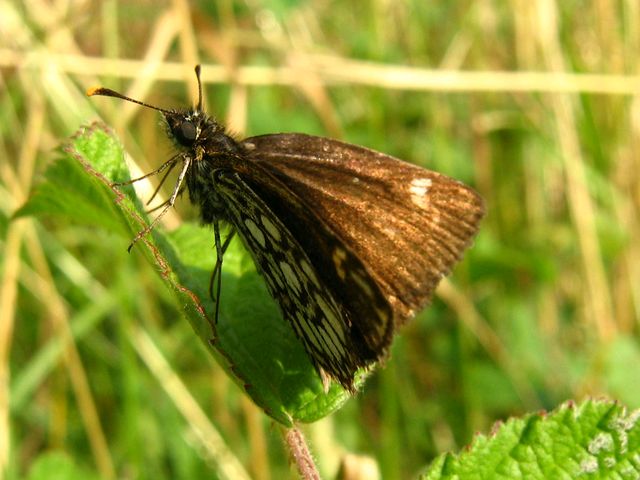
[124,156,191,252]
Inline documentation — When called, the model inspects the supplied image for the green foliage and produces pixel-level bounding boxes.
[423,399,640,479]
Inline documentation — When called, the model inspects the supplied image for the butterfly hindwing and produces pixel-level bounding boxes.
[214,168,393,391]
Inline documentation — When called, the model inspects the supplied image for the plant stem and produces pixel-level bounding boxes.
[282,426,321,480]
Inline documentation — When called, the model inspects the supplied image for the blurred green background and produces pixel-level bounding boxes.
[1,1,639,479]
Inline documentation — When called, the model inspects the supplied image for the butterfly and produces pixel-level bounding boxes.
[87,65,484,393]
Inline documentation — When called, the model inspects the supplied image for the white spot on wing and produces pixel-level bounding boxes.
[314,293,345,345]
[244,218,266,248]
[272,269,285,289]
[332,247,347,280]
[261,214,281,242]
[409,178,432,209]
[280,260,301,294]
[300,259,321,288]
[350,271,373,297]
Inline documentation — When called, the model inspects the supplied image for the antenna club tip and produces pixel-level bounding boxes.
[195,64,201,74]
[86,86,103,97]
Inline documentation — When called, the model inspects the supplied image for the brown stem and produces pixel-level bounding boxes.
[283,426,321,480]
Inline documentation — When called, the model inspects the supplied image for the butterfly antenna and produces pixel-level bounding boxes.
[194,65,203,111]
[86,87,172,115]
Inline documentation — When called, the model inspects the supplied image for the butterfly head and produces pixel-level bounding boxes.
[87,65,210,151]
[163,109,205,148]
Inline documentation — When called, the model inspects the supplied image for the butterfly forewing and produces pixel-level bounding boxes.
[242,133,485,325]
[214,168,393,391]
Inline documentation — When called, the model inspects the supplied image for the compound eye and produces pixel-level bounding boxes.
[179,120,197,143]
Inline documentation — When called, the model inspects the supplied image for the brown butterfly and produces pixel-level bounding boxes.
[88,65,484,393]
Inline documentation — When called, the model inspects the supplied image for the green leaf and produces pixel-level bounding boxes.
[422,398,640,479]
[15,127,133,235]
[19,122,353,425]
[26,452,101,480]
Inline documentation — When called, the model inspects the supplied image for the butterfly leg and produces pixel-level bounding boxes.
[209,221,236,323]
[124,157,191,252]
